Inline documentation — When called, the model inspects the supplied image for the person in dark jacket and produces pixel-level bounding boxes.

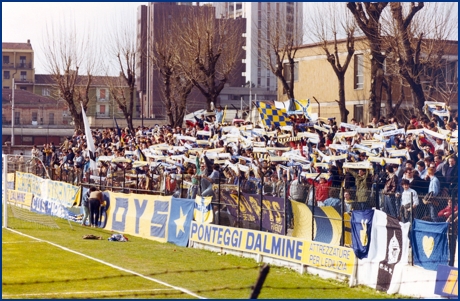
[383,165,399,218]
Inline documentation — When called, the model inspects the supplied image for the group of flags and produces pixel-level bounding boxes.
[351,210,450,294]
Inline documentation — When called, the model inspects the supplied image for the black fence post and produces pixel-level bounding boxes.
[375,182,380,210]
[284,179,288,236]
[449,187,457,266]
[311,184,315,242]
[260,175,264,232]
[410,192,414,266]
[181,172,184,198]
[218,170,221,226]
[237,177,241,228]
[340,187,345,247]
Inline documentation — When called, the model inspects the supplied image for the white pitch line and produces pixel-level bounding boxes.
[3,288,174,298]
[6,228,206,299]
[3,241,44,244]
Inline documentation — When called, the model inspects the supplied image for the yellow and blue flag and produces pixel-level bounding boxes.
[136,145,147,162]
[351,209,374,259]
[288,99,313,120]
[411,219,449,271]
[256,101,291,128]
[194,195,213,223]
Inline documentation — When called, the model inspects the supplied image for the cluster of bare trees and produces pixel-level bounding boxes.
[42,2,457,131]
[307,2,457,122]
[150,6,244,127]
[348,2,457,121]
[42,4,244,131]
[42,17,100,131]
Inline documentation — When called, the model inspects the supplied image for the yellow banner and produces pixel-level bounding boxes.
[105,192,172,243]
[7,190,33,209]
[189,222,355,275]
[15,172,44,197]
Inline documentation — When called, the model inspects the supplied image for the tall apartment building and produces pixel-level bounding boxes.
[214,2,303,93]
[136,3,209,118]
[136,2,252,119]
[2,40,35,93]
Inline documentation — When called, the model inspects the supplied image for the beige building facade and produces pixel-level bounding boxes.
[2,40,35,93]
[279,37,458,124]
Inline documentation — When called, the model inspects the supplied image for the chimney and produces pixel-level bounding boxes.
[27,39,30,44]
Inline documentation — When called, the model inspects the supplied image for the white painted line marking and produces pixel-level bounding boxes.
[3,288,174,298]
[3,241,44,244]
[5,228,206,299]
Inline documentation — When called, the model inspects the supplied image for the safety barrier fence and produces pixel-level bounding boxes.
[7,156,457,266]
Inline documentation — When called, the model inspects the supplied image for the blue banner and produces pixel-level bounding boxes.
[351,210,374,259]
[411,219,449,271]
[167,198,195,247]
[30,196,78,220]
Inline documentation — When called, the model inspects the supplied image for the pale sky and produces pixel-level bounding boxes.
[3,2,457,76]
[2,2,146,75]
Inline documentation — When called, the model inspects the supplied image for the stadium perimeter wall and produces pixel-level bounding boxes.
[188,221,455,299]
[3,167,456,299]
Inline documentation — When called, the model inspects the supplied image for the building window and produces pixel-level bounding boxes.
[98,88,108,101]
[354,105,364,123]
[49,113,55,125]
[14,112,20,125]
[99,105,106,115]
[267,77,270,88]
[42,88,50,96]
[32,112,38,122]
[4,71,10,79]
[3,86,9,89]
[354,54,364,89]
[20,71,27,81]
[19,56,26,67]
[3,56,9,64]
[20,87,27,90]
[446,60,458,84]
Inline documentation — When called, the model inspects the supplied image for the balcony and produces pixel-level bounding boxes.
[16,79,34,85]
[97,97,109,102]
[2,63,14,69]
[18,62,33,69]
[1,62,33,69]
[95,112,110,118]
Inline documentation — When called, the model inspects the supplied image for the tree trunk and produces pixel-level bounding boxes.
[337,74,349,122]
[369,52,386,120]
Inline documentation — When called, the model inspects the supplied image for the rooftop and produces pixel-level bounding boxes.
[2,41,33,51]
[2,88,58,106]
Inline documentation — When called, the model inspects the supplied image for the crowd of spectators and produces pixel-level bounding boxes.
[25,104,458,226]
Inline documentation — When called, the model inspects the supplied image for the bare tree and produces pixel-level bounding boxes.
[347,2,389,120]
[382,2,457,116]
[42,18,97,132]
[106,10,137,133]
[309,3,357,122]
[259,4,304,101]
[146,12,194,128]
[176,6,245,111]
